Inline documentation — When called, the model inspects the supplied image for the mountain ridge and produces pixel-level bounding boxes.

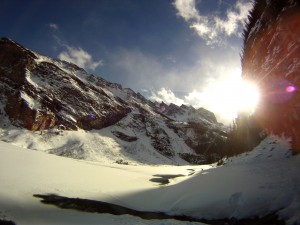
[0,37,227,165]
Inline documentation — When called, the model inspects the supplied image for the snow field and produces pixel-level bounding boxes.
[0,135,299,224]
[0,141,207,224]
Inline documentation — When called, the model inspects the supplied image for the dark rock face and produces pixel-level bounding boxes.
[0,38,37,129]
[0,37,36,85]
[242,0,300,153]
[144,113,174,158]
[111,131,138,142]
[0,219,16,225]
[196,107,217,123]
[178,153,206,164]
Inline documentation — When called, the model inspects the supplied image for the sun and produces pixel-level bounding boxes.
[199,69,260,123]
[234,80,260,112]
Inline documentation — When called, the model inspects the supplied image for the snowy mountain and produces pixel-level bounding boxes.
[242,0,300,153]
[0,37,227,165]
[1,1,300,223]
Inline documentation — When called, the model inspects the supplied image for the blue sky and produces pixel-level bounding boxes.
[0,0,253,123]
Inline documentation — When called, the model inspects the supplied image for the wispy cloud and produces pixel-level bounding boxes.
[51,33,103,71]
[173,0,253,45]
[108,45,241,90]
[58,46,103,71]
[107,48,182,90]
[49,23,59,31]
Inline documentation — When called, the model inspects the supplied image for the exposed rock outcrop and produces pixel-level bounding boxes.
[242,0,300,153]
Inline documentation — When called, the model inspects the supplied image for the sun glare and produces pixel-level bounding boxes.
[199,69,260,123]
[233,80,260,112]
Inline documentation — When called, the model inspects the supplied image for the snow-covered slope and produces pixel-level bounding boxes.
[0,37,227,165]
[115,136,300,224]
[0,135,299,224]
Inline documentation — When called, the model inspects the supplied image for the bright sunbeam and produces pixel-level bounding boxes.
[199,69,260,124]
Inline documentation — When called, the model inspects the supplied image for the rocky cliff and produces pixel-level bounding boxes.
[242,0,300,153]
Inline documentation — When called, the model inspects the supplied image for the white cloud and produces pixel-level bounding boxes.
[149,88,185,106]
[173,0,200,22]
[173,0,253,45]
[184,90,203,108]
[58,46,103,71]
[215,1,253,36]
[49,23,59,31]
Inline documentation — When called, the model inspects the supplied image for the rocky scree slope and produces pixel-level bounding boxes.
[0,38,227,164]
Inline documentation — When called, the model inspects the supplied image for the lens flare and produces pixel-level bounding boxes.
[88,114,95,120]
[267,79,296,103]
[286,85,296,93]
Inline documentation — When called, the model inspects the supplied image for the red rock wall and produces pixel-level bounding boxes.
[242,1,300,152]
